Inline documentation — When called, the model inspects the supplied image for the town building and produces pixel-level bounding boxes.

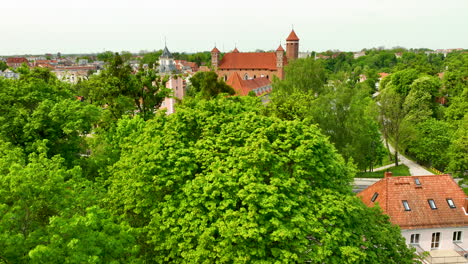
[358,173,468,263]
[0,69,20,79]
[225,72,272,96]
[211,30,299,82]
[158,45,177,74]
[6,57,29,68]
[160,77,185,115]
[52,66,97,84]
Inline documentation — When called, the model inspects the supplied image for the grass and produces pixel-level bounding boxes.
[356,164,411,178]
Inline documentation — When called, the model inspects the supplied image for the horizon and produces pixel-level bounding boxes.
[1,0,467,56]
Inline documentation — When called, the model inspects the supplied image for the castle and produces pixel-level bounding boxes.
[211,30,299,82]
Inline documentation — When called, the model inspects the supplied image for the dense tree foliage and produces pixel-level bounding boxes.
[270,58,385,171]
[2,46,466,262]
[187,71,235,98]
[103,96,414,263]
[75,53,171,124]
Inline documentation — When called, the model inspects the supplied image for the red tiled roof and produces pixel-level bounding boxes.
[7,57,28,63]
[276,45,284,52]
[219,52,286,70]
[358,174,468,229]
[379,72,389,79]
[211,47,220,53]
[226,72,271,96]
[286,30,299,41]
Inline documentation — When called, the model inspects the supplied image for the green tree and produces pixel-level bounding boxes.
[0,61,7,71]
[105,96,414,263]
[78,53,171,124]
[96,51,114,62]
[0,75,100,167]
[407,119,452,168]
[378,86,406,166]
[447,115,468,178]
[187,71,234,98]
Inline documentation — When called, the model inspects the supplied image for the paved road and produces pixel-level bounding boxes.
[378,139,434,176]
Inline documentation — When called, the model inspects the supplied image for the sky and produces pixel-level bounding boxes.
[1,0,467,55]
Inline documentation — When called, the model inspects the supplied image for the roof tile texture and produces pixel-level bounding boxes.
[219,52,286,71]
[358,175,468,229]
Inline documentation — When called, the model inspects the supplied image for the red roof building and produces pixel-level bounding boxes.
[6,57,29,68]
[358,173,468,258]
[226,72,272,96]
[211,30,299,83]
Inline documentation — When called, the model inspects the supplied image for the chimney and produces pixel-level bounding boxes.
[384,171,393,178]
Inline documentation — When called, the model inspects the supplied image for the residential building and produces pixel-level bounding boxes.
[160,77,185,115]
[358,173,468,263]
[211,30,299,82]
[6,57,29,68]
[175,60,198,73]
[0,69,20,79]
[52,66,97,84]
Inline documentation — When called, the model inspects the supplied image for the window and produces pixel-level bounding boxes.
[244,74,249,80]
[431,232,440,249]
[371,192,379,202]
[402,200,411,211]
[414,178,421,185]
[447,199,456,208]
[410,234,420,244]
[453,231,462,242]
[428,199,437,210]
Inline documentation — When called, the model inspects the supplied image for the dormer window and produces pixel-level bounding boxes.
[447,199,456,208]
[414,178,421,185]
[371,192,379,202]
[428,199,437,210]
[402,200,411,211]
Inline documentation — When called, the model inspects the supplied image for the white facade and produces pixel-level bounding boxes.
[403,227,468,252]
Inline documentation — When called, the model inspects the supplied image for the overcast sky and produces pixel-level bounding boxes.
[1,0,467,55]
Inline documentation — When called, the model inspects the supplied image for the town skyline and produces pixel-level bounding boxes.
[2,0,467,55]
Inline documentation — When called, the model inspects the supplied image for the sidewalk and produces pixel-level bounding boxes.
[375,140,434,176]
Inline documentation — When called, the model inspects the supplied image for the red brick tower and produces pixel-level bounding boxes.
[286,30,299,61]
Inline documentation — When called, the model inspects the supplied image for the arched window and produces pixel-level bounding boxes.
[266,75,269,79]
[224,75,227,81]
[253,75,256,79]
[244,74,249,80]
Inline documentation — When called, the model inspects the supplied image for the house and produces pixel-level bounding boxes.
[225,72,272,96]
[175,60,198,73]
[52,66,97,84]
[6,57,29,68]
[0,69,20,79]
[211,30,299,82]
[160,77,185,115]
[354,51,366,59]
[358,173,468,263]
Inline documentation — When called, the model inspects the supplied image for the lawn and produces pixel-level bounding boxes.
[356,164,411,178]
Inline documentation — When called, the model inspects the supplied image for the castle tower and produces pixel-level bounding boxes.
[276,44,284,68]
[276,44,285,79]
[211,47,220,69]
[286,30,299,61]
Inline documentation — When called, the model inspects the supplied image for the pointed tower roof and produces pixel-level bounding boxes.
[232,47,239,53]
[286,30,300,41]
[276,45,284,52]
[211,47,220,53]
[161,45,173,58]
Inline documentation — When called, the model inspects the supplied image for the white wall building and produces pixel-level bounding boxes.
[359,173,468,263]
